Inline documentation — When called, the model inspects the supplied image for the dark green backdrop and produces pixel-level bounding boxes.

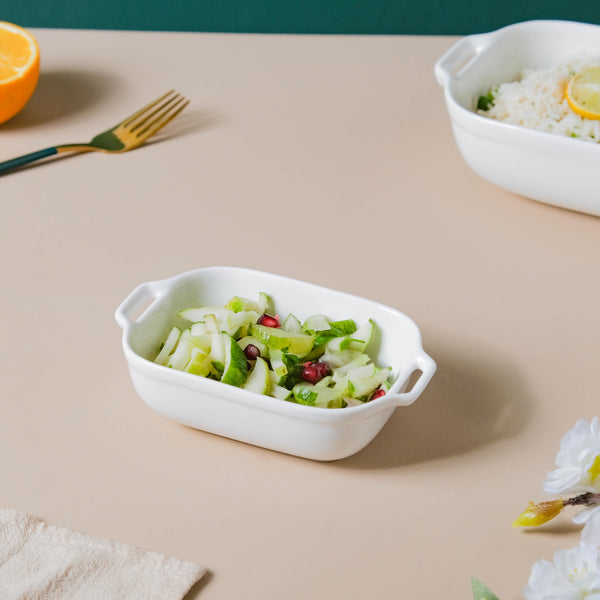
[3,0,600,35]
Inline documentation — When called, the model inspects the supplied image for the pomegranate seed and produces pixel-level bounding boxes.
[301,361,331,384]
[243,344,261,360]
[257,313,280,328]
[369,388,386,401]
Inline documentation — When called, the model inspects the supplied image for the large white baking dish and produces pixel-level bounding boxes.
[435,20,600,216]
[115,267,436,461]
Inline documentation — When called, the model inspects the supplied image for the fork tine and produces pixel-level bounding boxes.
[121,89,177,129]
[127,93,182,133]
[134,96,190,140]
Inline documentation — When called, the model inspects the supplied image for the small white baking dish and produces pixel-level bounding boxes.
[435,20,600,216]
[115,267,436,461]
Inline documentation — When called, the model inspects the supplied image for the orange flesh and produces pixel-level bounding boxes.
[0,23,39,123]
[0,28,33,80]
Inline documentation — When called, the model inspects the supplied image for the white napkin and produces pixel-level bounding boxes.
[0,509,206,599]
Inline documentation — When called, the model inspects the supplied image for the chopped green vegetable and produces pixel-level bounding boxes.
[477,89,496,111]
[154,293,392,408]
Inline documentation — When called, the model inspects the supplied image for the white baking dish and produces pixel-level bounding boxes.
[115,267,436,461]
[435,20,600,216]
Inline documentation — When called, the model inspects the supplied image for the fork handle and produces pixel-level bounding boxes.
[0,147,59,175]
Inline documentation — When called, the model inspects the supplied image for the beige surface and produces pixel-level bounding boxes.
[2,28,600,599]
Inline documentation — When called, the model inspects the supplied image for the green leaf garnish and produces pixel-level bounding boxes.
[329,319,357,336]
[313,319,357,346]
[280,352,304,389]
[477,89,496,111]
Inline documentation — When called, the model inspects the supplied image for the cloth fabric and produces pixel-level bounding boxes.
[0,509,206,599]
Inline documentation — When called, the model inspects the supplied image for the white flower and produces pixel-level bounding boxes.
[574,505,600,546]
[544,418,600,495]
[523,543,600,600]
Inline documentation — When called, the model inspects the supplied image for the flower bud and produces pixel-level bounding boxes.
[512,500,564,527]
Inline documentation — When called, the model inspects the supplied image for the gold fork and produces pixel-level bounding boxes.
[0,90,189,175]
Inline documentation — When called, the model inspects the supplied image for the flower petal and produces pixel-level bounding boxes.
[543,418,600,494]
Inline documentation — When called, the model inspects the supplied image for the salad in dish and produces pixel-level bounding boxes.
[153,293,392,408]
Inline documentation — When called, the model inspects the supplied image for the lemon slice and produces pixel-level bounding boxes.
[566,66,600,120]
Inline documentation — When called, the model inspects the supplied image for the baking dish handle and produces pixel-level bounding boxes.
[389,351,436,407]
[434,32,492,87]
[115,280,167,331]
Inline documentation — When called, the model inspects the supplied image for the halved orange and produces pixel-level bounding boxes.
[0,21,40,124]
[566,66,600,121]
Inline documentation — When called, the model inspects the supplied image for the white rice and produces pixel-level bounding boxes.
[478,56,600,142]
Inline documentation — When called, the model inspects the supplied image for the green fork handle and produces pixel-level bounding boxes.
[0,145,89,175]
[0,147,59,174]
